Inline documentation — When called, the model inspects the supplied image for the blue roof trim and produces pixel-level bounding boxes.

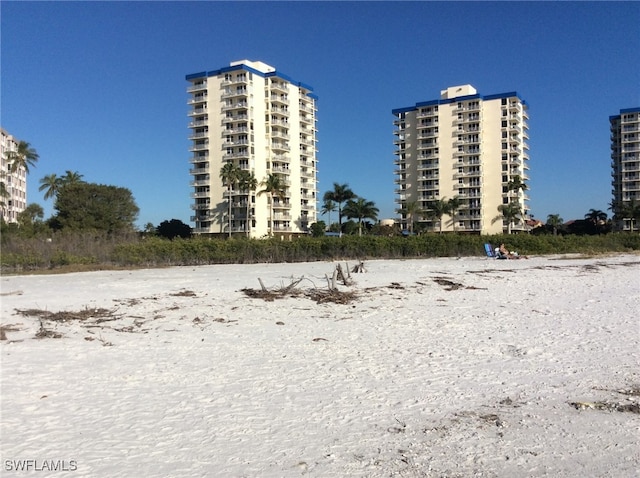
[392,106,418,115]
[186,63,315,93]
[414,99,441,108]
[393,90,528,114]
[186,71,207,80]
[610,107,640,121]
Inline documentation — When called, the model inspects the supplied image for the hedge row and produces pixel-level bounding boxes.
[110,234,640,267]
[2,233,639,273]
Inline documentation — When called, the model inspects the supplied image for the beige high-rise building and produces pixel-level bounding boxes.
[393,85,530,235]
[186,60,318,238]
[610,107,640,232]
[1,128,27,224]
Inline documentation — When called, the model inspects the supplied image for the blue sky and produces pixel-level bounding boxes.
[2,1,639,228]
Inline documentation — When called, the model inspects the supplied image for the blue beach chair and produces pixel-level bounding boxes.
[485,243,508,259]
[484,243,496,258]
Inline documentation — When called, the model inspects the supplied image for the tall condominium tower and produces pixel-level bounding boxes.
[393,85,530,234]
[186,60,318,238]
[610,107,640,232]
[0,128,27,224]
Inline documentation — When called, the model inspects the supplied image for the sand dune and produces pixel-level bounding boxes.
[1,254,639,477]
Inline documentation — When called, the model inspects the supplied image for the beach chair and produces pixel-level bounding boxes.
[485,243,508,259]
[484,243,496,258]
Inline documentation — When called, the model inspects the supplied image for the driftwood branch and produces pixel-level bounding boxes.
[244,268,357,304]
[258,278,267,292]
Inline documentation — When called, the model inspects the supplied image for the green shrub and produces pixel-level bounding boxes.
[2,230,638,274]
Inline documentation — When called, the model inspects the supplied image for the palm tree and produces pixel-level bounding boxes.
[0,176,8,215]
[507,175,528,196]
[39,174,62,201]
[321,199,337,230]
[323,183,356,234]
[585,208,607,233]
[237,170,258,237]
[611,199,640,232]
[258,173,287,237]
[494,203,522,234]
[220,162,240,238]
[343,197,379,236]
[398,200,423,234]
[6,140,39,174]
[61,170,84,185]
[426,198,450,234]
[546,214,564,236]
[623,199,640,232]
[447,196,462,232]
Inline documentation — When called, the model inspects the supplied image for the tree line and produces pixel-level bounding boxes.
[2,140,639,244]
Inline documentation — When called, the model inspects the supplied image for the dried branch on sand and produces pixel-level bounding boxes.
[243,264,361,304]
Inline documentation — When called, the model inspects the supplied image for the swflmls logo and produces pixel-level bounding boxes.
[4,459,78,472]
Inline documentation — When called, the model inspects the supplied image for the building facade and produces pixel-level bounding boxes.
[1,128,27,224]
[610,107,640,232]
[393,85,530,234]
[186,60,318,238]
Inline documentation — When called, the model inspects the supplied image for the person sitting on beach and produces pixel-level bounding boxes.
[498,243,528,260]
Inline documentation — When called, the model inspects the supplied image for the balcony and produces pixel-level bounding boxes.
[270,107,289,118]
[417,163,438,172]
[188,95,207,105]
[270,164,290,173]
[189,165,210,175]
[270,82,289,93]
[417,152,437,160]
[222,139,249,148]
[222,126,249,136]
[271,130,290,140]
[416,111,438,119]
[189,143,209,152]
[271,142,290,152]
[189,131,209,140]
[272,201,292,210]
[188,107,208,116]
[221,102,248,112]
[222,114,249,124]
[221,89,248,99]
[187,82,207,93]
[190,178,210,186]
[189,119,208,128]
[190,191,211,199]
[622,183,640,192]
[270,94,289,105]
[222,151,250,160]
[221,77,248,86]
[299,104,316,114]
[271,153,290,163]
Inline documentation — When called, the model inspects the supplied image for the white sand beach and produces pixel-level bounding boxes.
[1,254,639,477]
